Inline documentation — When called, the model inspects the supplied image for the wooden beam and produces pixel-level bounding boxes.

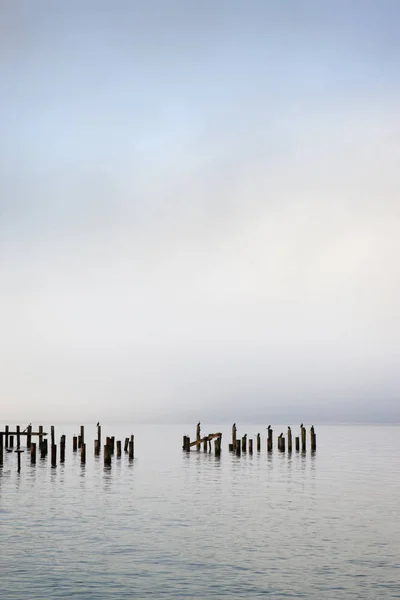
[189,432,222,447]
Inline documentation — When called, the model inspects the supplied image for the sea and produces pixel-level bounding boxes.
[0,423,399,599]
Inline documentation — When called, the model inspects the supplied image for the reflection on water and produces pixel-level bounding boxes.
[0,424,399,599]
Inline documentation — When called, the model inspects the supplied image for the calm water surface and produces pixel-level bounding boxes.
[0,424,399,599]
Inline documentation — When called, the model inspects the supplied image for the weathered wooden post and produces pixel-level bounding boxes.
[203,437,208,452]
[124,437,129,452]
[0,433,3,465]
[241,434,247,453]
[104,444,112,466]
[110,436,115,454]
[281,436,286,452]
[249,438,253,454]
[214,435,221,456]
[232,423,237,450]
[196,422,201,451]
[30,442,36,464]
[60,435,66,463]
[256,433,261,452]
[287,427,292,452]
[26,425,32,449]
[51,425,55,447]
[116,440,121,457]
[182,435,187,451]
[80,425,85,448]
[38,425,43,450]
[310,426,316,452]
[277,434,282,451]
[16,449,23,472]
[301,426,306,452]
[235,439,241,456]
[97,424,101,449]
[267,428,273,452]
[94,440,100,456]
[73,436,78,452]
[128,435,134,460]
[9,435,14,449]
[51,443,57,467]
[16,425,21,449]
[80,443,86,464]
[40,439,46,459]
[295,436,300,451]
[228,443,233,451]
[5,425,9,448]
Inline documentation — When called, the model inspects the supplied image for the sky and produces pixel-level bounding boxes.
[1,1,399,423]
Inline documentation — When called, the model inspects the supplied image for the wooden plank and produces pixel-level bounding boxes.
[189,432,222,447]
[0,431,47,436]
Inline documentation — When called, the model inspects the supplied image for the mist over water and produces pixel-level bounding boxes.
[1,424,399,599]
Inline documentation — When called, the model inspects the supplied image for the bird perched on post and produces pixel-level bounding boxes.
[300,423,304,428]
[288,426,291,431]
[267,425,271,430]
[96,422,100,427]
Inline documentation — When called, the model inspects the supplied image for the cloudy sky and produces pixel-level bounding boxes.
[1,1,399,423]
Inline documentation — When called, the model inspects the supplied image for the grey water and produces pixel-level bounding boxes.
[0,424,399,599]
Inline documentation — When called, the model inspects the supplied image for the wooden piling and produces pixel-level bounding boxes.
[301,427,306,452]
[228,443,233,451]
[256,433,261,452]
[26,425,32,449]
[116,440,121,457]
[267,428,273,452]
[38,425,43,450]
[203,438,208,452]
[9,435,14,449]
[16,425,21,449]
[16,450,23,472]
[215,435,221,456]
[182,435,187,451]
[78,435,82,449]
[104,444,112,466]
[124,437,129,452]
[295,436,300,451]
[277,435,281,451]
[232,423,237,449]
[73,436,78,452]
[51,425,55,447]
[80,443,86,464]
[128,435,134,460]
[249,438,253,454]
[97,424,101,449]
[0,433,3,465]
[110,436,115,454]
[60,435,66,463]
[51,444,57,467]
[310,426,316,452]
[40,439,46,459]
[242,435,247,453]
[235,439,241,456]
[30,442,36,464]
[288,427,292,452]
[94,439,100,456]
[281,437,286,452]
[5,425,9,448]
[80,425,85,447]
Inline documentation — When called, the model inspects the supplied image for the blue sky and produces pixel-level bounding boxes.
[1,1,399,422]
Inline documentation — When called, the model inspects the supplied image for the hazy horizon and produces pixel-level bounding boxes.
[1,2,399,423]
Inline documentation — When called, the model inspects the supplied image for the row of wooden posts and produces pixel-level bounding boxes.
[0,424,135,471]
[182,424,316,455]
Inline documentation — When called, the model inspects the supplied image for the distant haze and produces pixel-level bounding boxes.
[1,2,399,423]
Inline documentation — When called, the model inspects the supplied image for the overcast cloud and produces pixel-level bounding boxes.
[1,1,399,423]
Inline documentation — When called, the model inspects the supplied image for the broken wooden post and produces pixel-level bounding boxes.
[16,425,21,449]
[73,436,78,452]
[51,444,57,467]
[301,426,306,452]
[94,440,100,456]
[203,437,208,452]
[80,425,85,447]
[110,436,115,454]
[196,422,201,451]
[235,439,241,456]
[60,435,66,463]
[51,425,55,447]
[80,443,86,464]
[128,435,134,460]
[249,438,253,454]
[40,439,46,459]
[97,424,101,449]
[295,436,300,451]
[104,444,112,466]
[242,435,247,453]
[16,449,23,472]
[228,443,233,451]
[214,435,221,456]
[310,426,316,451]
[30,442,36,464]
[0,433,3,465]
[256,433,261,452]
[232,423,237,450]
[182,436,187,451]
[26,425,32,449]
[124,437,129,452]
[9,435,14,449]
[277,434,282,451]
[267,427,273,451]
[38,425,43,450]
[5,425,9,448]
[116,440,121,457]
[288,427,292,452]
